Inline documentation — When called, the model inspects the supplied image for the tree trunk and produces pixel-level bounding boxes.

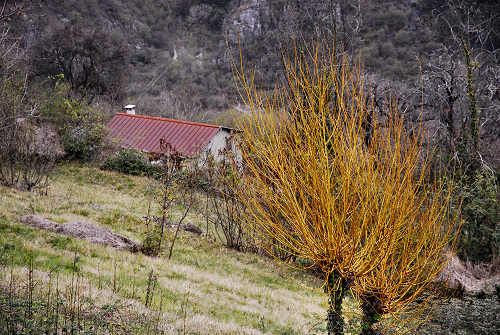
[460,39,481,175]
[360,295,382,335]
[462,41,479,155]
[326,270,348,335]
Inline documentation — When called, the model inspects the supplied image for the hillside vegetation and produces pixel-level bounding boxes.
[10,0,440,108]
[7,0,498,168]
[0,164,334,334]
[1,1,498,334]
[1,165,498,334]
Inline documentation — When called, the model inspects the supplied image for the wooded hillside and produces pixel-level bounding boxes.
[9,1,498,146]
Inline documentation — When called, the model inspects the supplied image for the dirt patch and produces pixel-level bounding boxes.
[439,252,500,295]
[19,215,139,252]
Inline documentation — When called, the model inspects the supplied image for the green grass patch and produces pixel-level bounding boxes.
[98,209,143,234]
[73,208,90,217]
[47,236,73,249]
[0,164,330,334]
[0,217,35,238]
[0,242,78,273]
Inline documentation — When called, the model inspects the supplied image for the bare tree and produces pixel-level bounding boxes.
[426,0,500,170]
[0,1,23,23]
[0,3,62,191]
[0,59,63,190]
[417,0,500,264]
[30,23,128,102]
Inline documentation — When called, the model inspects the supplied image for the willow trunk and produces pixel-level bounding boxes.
[326,270,348,335]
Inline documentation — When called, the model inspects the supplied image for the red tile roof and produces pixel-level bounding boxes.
[107,113,222,156]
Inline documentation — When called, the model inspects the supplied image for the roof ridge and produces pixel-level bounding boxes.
[116,113,221,129]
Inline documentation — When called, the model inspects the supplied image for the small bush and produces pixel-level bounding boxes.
[140,226,163,256]
[62,113,107,161]
[202,143,250,252]
[101,149,163,177]
[456,168,499,264]
[0,66,62,191]
[141,143,201,258]
[40,78,108,161]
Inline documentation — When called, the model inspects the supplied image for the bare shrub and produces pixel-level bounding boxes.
[0,28,62,191]
[141,141,200,258]
[202,139,250,251]
[0,118,63,191]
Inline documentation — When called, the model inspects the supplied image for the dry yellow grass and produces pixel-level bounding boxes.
[0,164,340,334]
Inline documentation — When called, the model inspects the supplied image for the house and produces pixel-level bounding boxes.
[107,112,237,160]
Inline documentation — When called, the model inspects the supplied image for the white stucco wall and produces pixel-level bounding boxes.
[203,128,241,162]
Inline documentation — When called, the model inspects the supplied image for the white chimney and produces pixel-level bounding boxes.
[123,104,136,115]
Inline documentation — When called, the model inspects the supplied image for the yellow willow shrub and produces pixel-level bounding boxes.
[233,42,460,334]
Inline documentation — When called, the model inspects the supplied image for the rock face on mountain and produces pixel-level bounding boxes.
[225,0,265,41]
[19,215,139,252]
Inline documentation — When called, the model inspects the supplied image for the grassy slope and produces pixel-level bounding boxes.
[0,164,358,334]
